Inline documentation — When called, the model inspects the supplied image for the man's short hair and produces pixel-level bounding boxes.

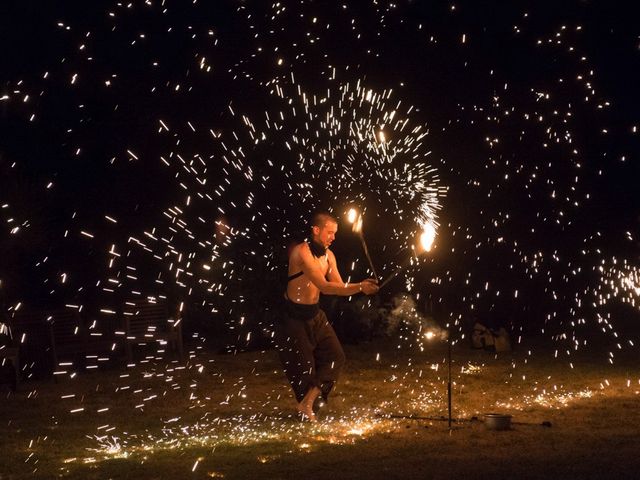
[310,210,337,229]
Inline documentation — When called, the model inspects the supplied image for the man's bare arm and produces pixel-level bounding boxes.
[326,250,379,295]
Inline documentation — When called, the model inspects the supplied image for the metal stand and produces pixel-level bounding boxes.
[447,332,452,429]
[380,327,455,430]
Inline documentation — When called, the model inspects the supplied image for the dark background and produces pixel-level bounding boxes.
[1,0,639,353]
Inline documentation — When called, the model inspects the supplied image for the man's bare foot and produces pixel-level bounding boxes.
[297,402,317,422]
[297,386,321,422]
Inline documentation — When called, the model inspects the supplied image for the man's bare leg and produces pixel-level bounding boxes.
[297,386,321,422]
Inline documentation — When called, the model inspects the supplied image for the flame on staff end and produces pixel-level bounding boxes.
[347,207,363,233]
[419,222,436,252]
[347,208,359,224]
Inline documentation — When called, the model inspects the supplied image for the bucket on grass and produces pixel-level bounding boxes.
[484,413,512,430]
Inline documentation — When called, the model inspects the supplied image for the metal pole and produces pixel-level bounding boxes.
[447,332,452,429]
[359,232,379,280]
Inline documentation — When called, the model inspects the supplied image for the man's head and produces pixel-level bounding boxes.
[310,210,338,251]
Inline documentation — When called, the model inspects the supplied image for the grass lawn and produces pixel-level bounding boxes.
[1,338,639,479]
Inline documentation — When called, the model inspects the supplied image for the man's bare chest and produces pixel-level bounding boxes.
[316,256,329,277]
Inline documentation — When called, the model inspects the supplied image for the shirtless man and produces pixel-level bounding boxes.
[276,210,379,421]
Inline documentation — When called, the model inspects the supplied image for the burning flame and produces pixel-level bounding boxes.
[419,222,436,252]
[347,208,359,224]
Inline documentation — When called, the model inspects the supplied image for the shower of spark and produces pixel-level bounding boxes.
[93,72,445,348]
[84,412,396,464]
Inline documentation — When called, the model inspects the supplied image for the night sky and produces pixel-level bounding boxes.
[1,0,639,358]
